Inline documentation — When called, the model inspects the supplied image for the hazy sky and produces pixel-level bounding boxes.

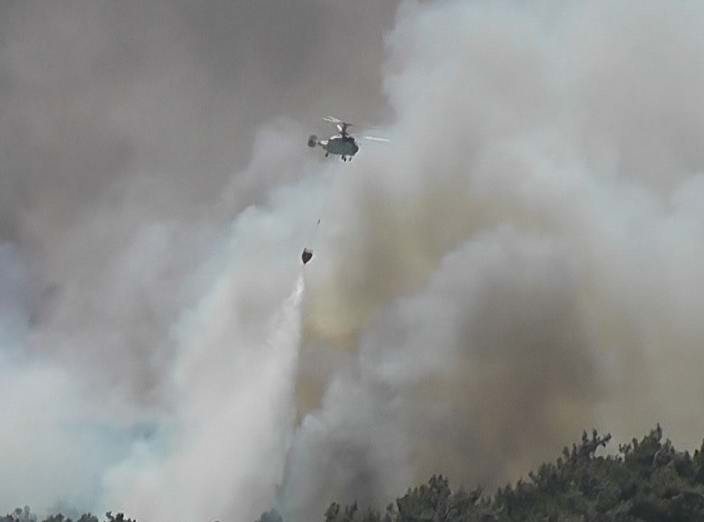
[3,1,704,521]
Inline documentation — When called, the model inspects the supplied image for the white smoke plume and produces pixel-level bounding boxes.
[3,1,704,521]
[102,273,305,522]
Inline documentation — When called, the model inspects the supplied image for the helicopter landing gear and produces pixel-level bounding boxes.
[342,156,347,162]
[325,152,329,158]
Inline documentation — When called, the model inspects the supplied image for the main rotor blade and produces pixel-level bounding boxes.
[362,136,390,142]
[323,115,343,123]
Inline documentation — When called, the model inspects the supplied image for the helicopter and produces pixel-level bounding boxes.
[307,116,388,161]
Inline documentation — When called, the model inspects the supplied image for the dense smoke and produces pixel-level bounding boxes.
[103,274,306,522]
[3,1,704,521]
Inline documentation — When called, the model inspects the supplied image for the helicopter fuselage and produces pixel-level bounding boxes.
[324,135,359,158]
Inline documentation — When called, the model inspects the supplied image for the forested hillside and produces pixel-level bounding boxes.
[6,426,704,522]
[266,426,704,522]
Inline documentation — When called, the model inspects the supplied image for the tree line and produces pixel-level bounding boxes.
[6,426,704,521]
[260,425,704,522]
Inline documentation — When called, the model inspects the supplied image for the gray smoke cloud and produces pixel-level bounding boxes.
[0,0,396,517]
[3,0,704,521]
[284,0,704,518]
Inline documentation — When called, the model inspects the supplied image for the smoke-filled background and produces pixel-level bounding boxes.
[3,0,704,520]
